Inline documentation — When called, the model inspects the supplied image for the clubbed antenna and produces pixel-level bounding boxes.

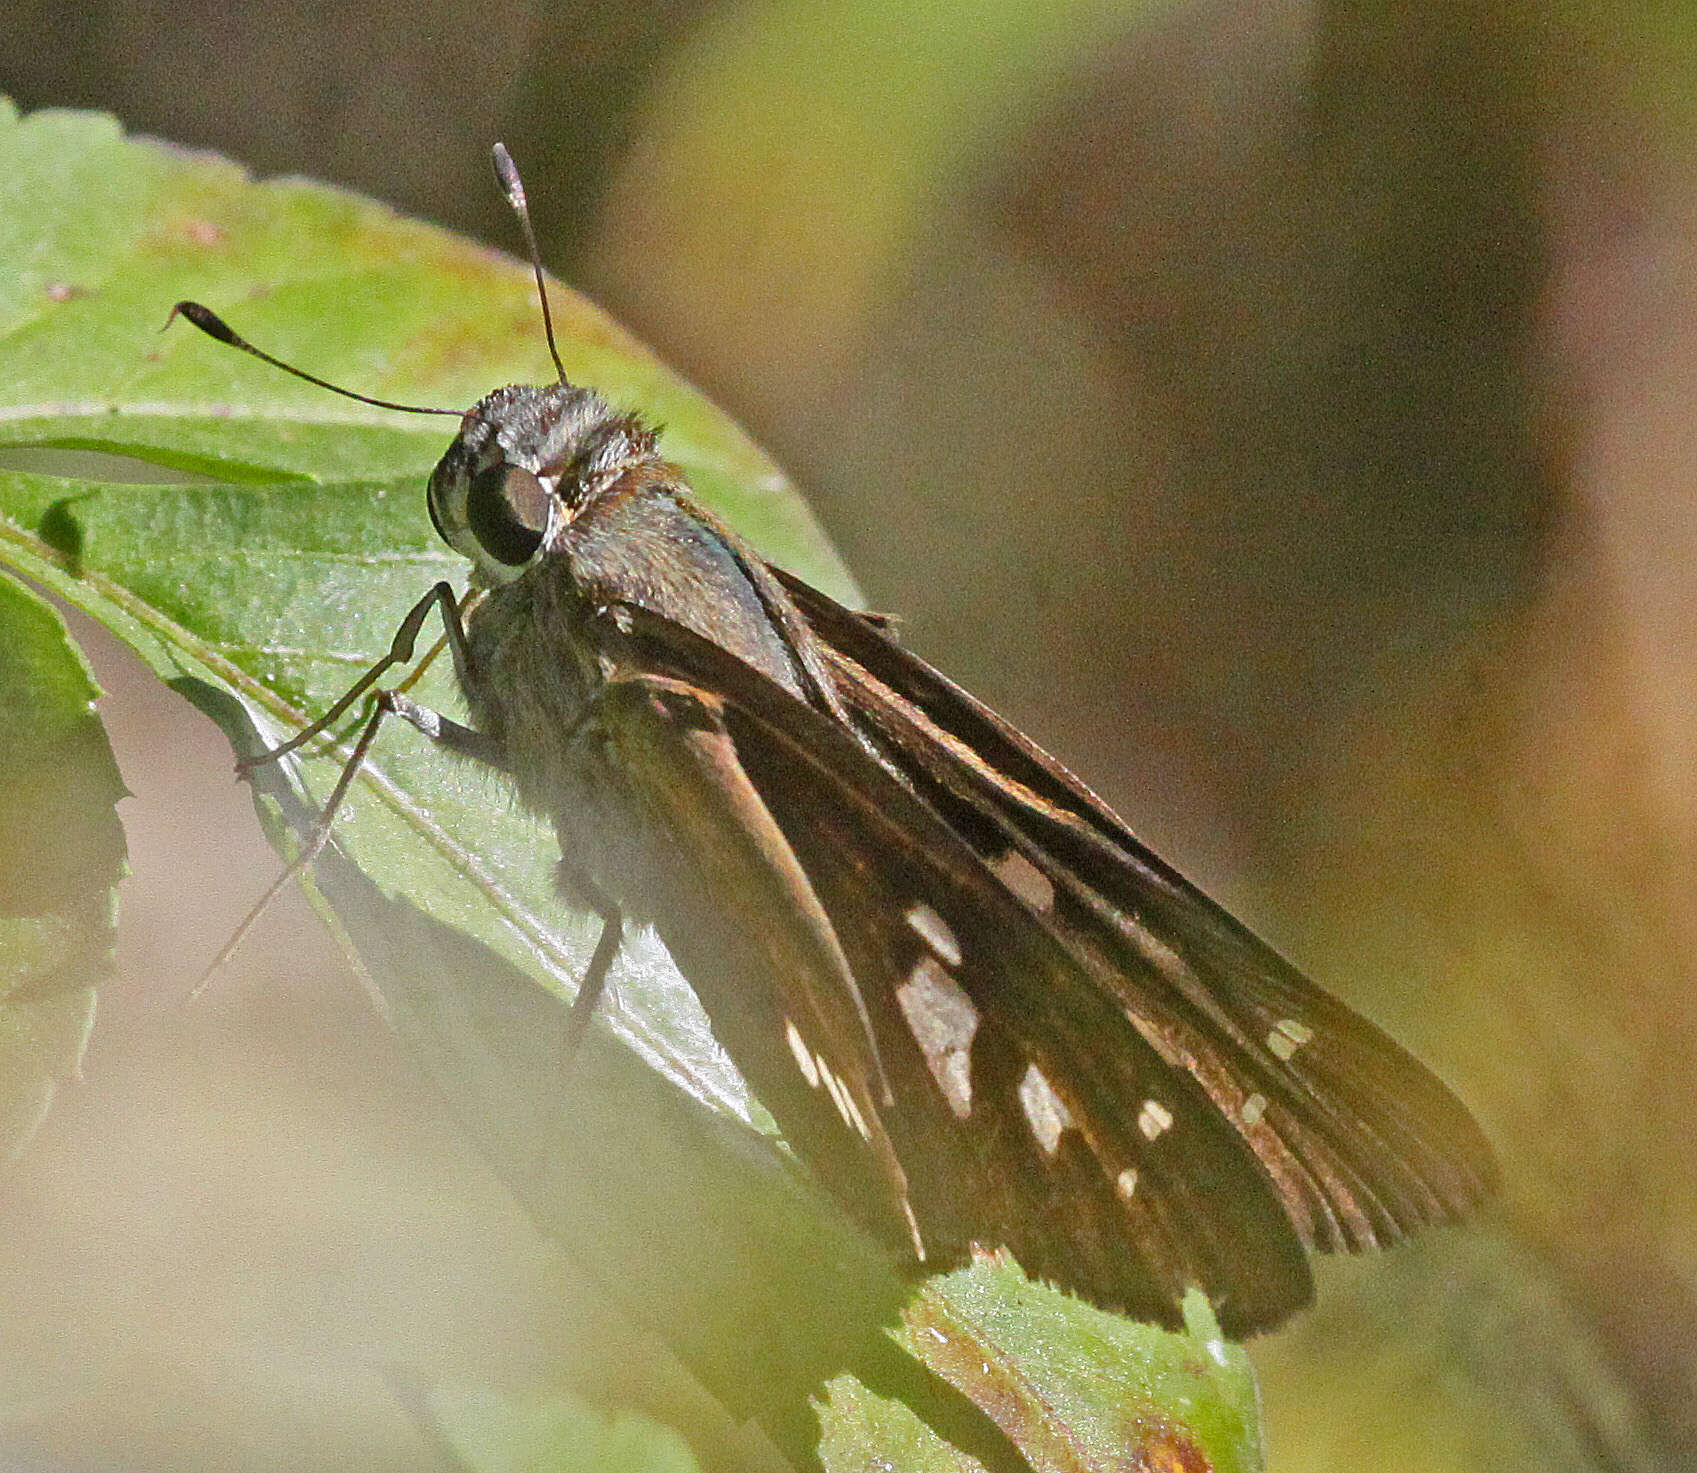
[491,142,567,385]
[164,301,462,416]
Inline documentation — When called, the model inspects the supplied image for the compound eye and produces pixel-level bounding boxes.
[426,471,452,547]
[465,463,551,566]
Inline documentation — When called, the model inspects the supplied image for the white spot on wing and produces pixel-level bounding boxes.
[905,902,962,967]
[1267,1017,1313,1061]
[788,1021,871,1140]
[1116,1167,1139,1200]
[1138,1098,1173,1140]
[1018,1063,1073,1155]
[822,1058,871,1140]
[819,1062,853,1127]
[902,1195,926,1259]
[785,1019,819,1088]
[992,849,1055,912]
[897,956,978,1118]
[840,1084,871,1140]
[1241,1091,1267,1126]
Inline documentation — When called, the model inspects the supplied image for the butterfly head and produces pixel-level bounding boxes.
[427,382,658,583]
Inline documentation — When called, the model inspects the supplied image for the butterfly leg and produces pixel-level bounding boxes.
[242,581,474,768]
[199,683,494,987]
[382,645,639,1057]
[557,871,622,1061]
[375,689,508,769]
[382,689,620,1060]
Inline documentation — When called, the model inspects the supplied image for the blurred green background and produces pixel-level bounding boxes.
[4,1,1695,1470]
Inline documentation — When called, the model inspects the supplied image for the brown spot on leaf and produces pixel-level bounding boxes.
[1129,1420,1212,1472]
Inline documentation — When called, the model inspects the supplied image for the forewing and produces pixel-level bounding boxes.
[773,567,1498,1254]
[600,604,1313,1336]
[588,670,918,1254]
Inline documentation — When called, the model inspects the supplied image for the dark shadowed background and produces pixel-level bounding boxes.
[4,2,1696,1469]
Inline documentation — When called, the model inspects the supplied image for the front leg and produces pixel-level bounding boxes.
[242,581,472,768]
[552,861,623,1062]
[203,684,506,987]
[358,692,621,1060]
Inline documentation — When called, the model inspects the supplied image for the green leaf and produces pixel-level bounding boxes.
[0,571,120,1163]
[825,1277,1261,1473]
[0,98,855,1117]
[0,102,1263,1471]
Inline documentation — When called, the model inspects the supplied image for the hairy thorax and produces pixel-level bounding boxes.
[457,478,807,923]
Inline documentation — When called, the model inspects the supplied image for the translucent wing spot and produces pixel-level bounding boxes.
[820,1066,850,1122]
[902,1196,927,1260]
[1138,1098,1174,1140]
[905,902,963,967]
[991,849,1055,912]
[1241,1091,1268,1126]
[896,956,978,1119]
[785,1019,820,1088]
[817,1055,872,1140]
[1116,1167,1139,1200]
[789,1018,870,1139]
[1267,1017,1314,1061]
[1018,1063,1074,1156]
[841,1086,871,1140]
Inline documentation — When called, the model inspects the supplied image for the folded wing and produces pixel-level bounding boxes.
[600,602,1317,1334]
